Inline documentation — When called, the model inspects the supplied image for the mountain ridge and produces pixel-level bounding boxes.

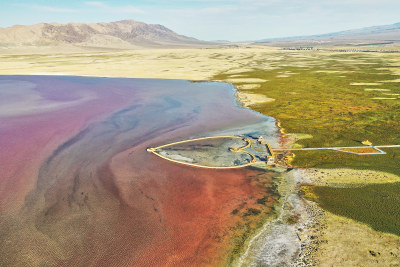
[0,19,210,49]
[257,22,400,45]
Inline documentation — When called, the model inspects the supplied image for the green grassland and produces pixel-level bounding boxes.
[303,182,400,236]
[214,52,400,236]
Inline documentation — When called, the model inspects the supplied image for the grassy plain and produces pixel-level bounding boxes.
[306,182,400,236]
[1,46,400,263]
[213,51,400,238]
[314,211,400,266]
[0,47,280,80]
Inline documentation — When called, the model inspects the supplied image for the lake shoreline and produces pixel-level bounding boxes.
[2,46,399,265]
[0,75,282,266]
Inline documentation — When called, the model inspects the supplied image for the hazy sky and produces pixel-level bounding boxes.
[1,0,399,41]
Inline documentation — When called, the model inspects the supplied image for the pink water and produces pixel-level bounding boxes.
[0,75,279,266]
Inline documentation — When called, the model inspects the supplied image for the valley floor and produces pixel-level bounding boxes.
[1,46,400,266]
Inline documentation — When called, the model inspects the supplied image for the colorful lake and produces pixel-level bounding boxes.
[0,75,280,266]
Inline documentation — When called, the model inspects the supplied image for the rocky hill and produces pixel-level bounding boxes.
[0,20,209,49]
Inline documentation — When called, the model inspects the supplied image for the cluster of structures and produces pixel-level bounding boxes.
[282,47,400,53]
[148,136,400,169]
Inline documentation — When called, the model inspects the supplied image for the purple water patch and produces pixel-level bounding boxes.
[0,75,280,266]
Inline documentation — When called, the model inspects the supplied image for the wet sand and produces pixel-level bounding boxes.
[0,75,278,266]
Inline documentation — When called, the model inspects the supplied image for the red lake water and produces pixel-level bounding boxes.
[0,76,280,266]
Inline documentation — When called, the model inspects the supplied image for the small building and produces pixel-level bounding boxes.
[362,140,373,146]
[266,156,275,165]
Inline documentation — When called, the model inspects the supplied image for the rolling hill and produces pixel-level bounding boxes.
[257,22,400,46]
[0,19,210,50]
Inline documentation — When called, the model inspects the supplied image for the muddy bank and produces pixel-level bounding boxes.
[235,168,324,266]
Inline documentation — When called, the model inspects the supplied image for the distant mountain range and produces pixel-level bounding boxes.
[0,20,209,49]
[257,22,400,46]
[1,20,400,50]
